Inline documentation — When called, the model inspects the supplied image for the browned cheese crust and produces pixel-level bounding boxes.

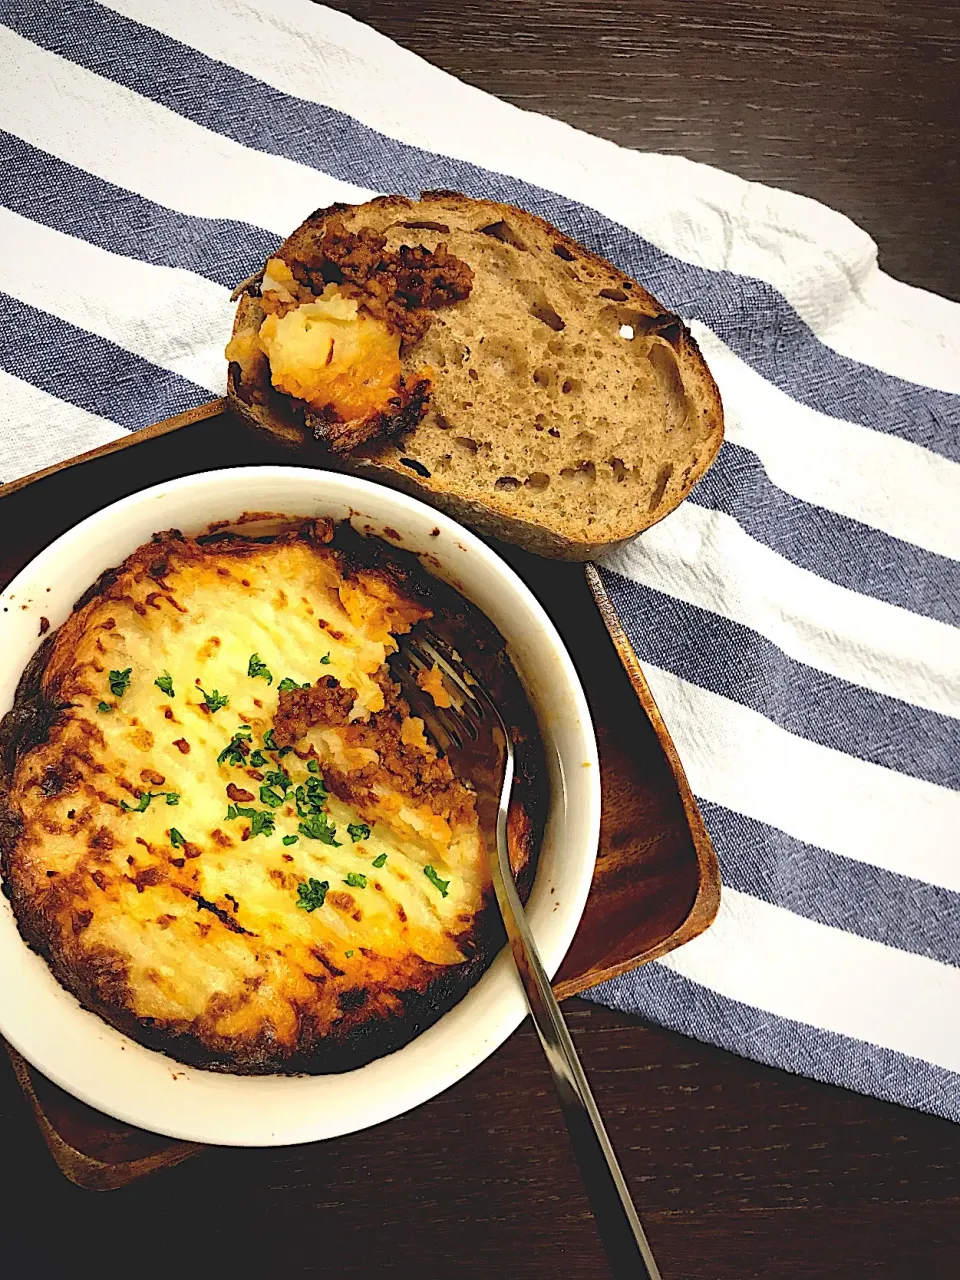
[0,521,545,1074]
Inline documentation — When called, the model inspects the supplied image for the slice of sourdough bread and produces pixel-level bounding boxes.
[227,191,723,560]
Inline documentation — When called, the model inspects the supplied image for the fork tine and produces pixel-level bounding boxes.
[418,642,491,736]
[404,632,485,730]
[390,651,468,749]
[414,633,479,706]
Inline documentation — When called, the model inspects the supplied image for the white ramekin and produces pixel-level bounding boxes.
[0,467,600,1145]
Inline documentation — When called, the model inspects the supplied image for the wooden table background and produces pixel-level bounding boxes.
[2,2,958,1276]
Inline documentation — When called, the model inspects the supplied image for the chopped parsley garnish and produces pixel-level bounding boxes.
[372,852,387,868]
[277,676,311,694]
[345,949,354,958]
[198,686,229,713]
[295,776,329,819]
[347,822,371,843]
[247,653,273,685]
[224,804,275,838]
[97,701,113,714]
[344,871,367,889]
[306,775,328,801]
[282,834,299,847]
[259,784,285,808]
[108,668,132,698]
[263,728,279,751]
[423,865,450,898]
[154,671,175,698]
[249,809,276,838]
[320,653,331,665]
[296,878,329,912]
[249,749,267,768]
[169,828,186,849]
[122,790,178,813]
[307,758,320,774]
[298,812,341,845]
[264,769,291,793]
[121,792,156,813]
[217,727,252,767]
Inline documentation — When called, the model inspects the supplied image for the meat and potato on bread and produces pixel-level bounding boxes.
[0,520,545,1074]
[227,191,723,560]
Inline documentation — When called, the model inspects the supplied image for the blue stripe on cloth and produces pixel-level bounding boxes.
[698,799,960,967]
[0,292,214,430]
[585,962,960,1122]
[5,137,957,634]
[598,567,960,790]
[4,0,960,463]
[694,441,960,629]
[0,131,280,286]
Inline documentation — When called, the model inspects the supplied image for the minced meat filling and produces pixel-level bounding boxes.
[275,672,475,828]
[285,219,474,350]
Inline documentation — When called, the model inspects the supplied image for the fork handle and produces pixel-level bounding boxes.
[491,759,662,1280]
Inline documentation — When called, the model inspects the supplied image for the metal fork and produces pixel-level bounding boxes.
[390,627,662,1280]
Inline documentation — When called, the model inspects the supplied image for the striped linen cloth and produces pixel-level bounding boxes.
[2,0,959,1119]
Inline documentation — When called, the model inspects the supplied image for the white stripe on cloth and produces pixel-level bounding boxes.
[605,505,960,718]
[0,369,124,482]
[0,207,231,392]
[659,886,960,1073]
[642,666,960,891]
[104,0,960,394]
[692,323,960,560]
[0,25,374,233]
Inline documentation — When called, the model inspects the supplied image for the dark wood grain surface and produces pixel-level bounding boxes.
[3,3,959,1276]
[336,0,960,301]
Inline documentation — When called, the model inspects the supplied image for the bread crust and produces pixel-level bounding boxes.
[0,522,545,1074]
[228,193,723,561]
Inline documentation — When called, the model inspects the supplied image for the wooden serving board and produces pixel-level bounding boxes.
[0,404,719,1189]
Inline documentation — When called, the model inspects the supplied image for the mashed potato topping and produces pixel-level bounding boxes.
[257,289,404,422]
[0,520,512,1074]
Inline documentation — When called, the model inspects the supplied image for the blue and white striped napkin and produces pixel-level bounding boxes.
[2,0,958,1120]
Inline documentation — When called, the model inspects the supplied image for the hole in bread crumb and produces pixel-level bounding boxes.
[454,437,479,455]
[399,457,431,478]
[525,472,550,490]
[480,220,527,250]
[609,457,628,482]
[528,299,565,331]
[547,337,564,356]
[399,220,451,232]
[548,427,561,438]
[534,422,544,432]
[560,462,597,487]
[561,377,581,395]
[600,287,629,302]
[622,281,633,290]
[533,367,553,388]
[495,476,521,491]
[619,324,635,340]
[468,368,479,382]
[552,243,575,261]
[433,412,453,430]
[648,462,674,511]
[574,431,595,447]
